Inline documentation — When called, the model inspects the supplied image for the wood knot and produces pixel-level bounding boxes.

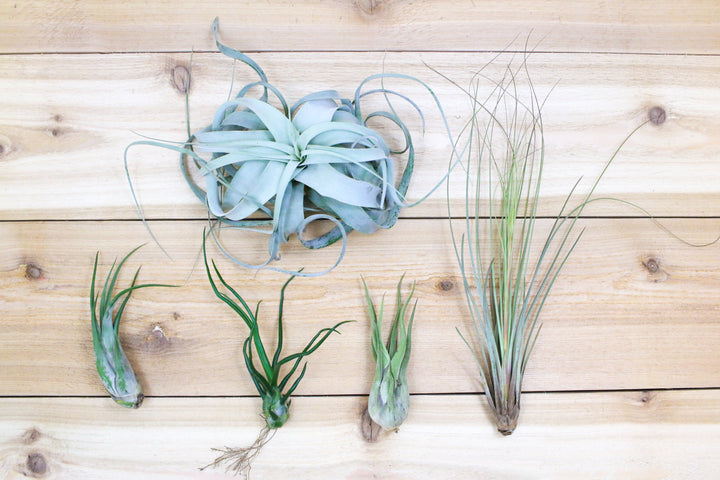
[639,390,655,405]
[360,407,381,443]
[0,134,15,158]
[437,278,455,292]
[648,106,666,125]
[171,65,191,94]
[643,257,660,273]
[642,255,668,282]
[355,0,386,16]
[141,324,171,353]
[26,452,47,476]
[25,263,44,280]
[22,428,42,444]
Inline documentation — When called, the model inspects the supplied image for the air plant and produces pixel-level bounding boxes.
[362,276,416,432]
[201,236,351,475]
[125,18,455,276]
[447,58,646,434]
[90,245,174,408]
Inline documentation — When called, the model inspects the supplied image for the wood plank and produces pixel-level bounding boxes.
[1,218,719,396]
[1,52,720,220]
[2,1,720,55]
[1,391,719,479]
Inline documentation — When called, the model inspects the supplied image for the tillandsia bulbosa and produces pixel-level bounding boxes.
[202,235,351,475]
[90,245,174,408]
[362,276,416,431]
[444,55,647,435]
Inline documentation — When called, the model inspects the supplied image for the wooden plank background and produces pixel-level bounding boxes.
[1,1,719,478]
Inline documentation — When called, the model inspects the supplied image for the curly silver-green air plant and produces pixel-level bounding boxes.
[125,18,453,276]
[363,276,416,431]
[90,246,173,408]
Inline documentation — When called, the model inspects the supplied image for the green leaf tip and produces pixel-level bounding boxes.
[363,275,416,431]
[90,245,176,409]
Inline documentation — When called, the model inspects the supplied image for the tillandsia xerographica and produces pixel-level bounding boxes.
[362,275,416,431]
[201,235,351,475]
[125,18,456,276]
[90,246,174,408]
[445,56,648,434]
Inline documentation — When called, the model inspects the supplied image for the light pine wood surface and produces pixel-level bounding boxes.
[2,1,720,54]
[1,1,719,478]
[2,52,720,219]
[1,392,719,479]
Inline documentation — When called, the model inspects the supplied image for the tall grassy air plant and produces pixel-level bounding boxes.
[447,59,645,435]
[201,236,351,475]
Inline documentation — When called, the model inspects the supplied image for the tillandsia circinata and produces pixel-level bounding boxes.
[201,235,351,475]
[362,276,416,431]
[125,18,456,276]
[90,245,174,408]
[444,56,647,434]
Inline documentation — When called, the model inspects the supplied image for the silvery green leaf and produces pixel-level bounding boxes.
[292,98,339,132]
[295,164,382,208]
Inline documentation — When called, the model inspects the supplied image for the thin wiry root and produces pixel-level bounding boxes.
[200,426,275,477]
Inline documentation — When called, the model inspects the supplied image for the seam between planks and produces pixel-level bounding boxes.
[3,387,720,400]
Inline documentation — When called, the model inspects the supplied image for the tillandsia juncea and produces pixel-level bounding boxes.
[125,17,456,276]
[201,235,351,475]
[90,245,174,408]
[445,56,647,435]
[362,276,416,431]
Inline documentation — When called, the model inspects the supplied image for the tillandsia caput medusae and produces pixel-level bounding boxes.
[201,235,352,475]
[444,55,648,435]
[90,245,174,408]
[362,275,416,431]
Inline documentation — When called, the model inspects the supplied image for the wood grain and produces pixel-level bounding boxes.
[1,2,719,476]
[1,218,719,396]
[2,1,720,54]
[1,391,719,479]
[1,52,719,221]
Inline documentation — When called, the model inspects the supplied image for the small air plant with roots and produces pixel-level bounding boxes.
[90,245,174,408]
[446,55,645,435]
[201,235,351,475]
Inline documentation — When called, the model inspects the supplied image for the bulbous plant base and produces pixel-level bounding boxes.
[492,401,520,436]
[496,412,519,436]
[262,394,290,429]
